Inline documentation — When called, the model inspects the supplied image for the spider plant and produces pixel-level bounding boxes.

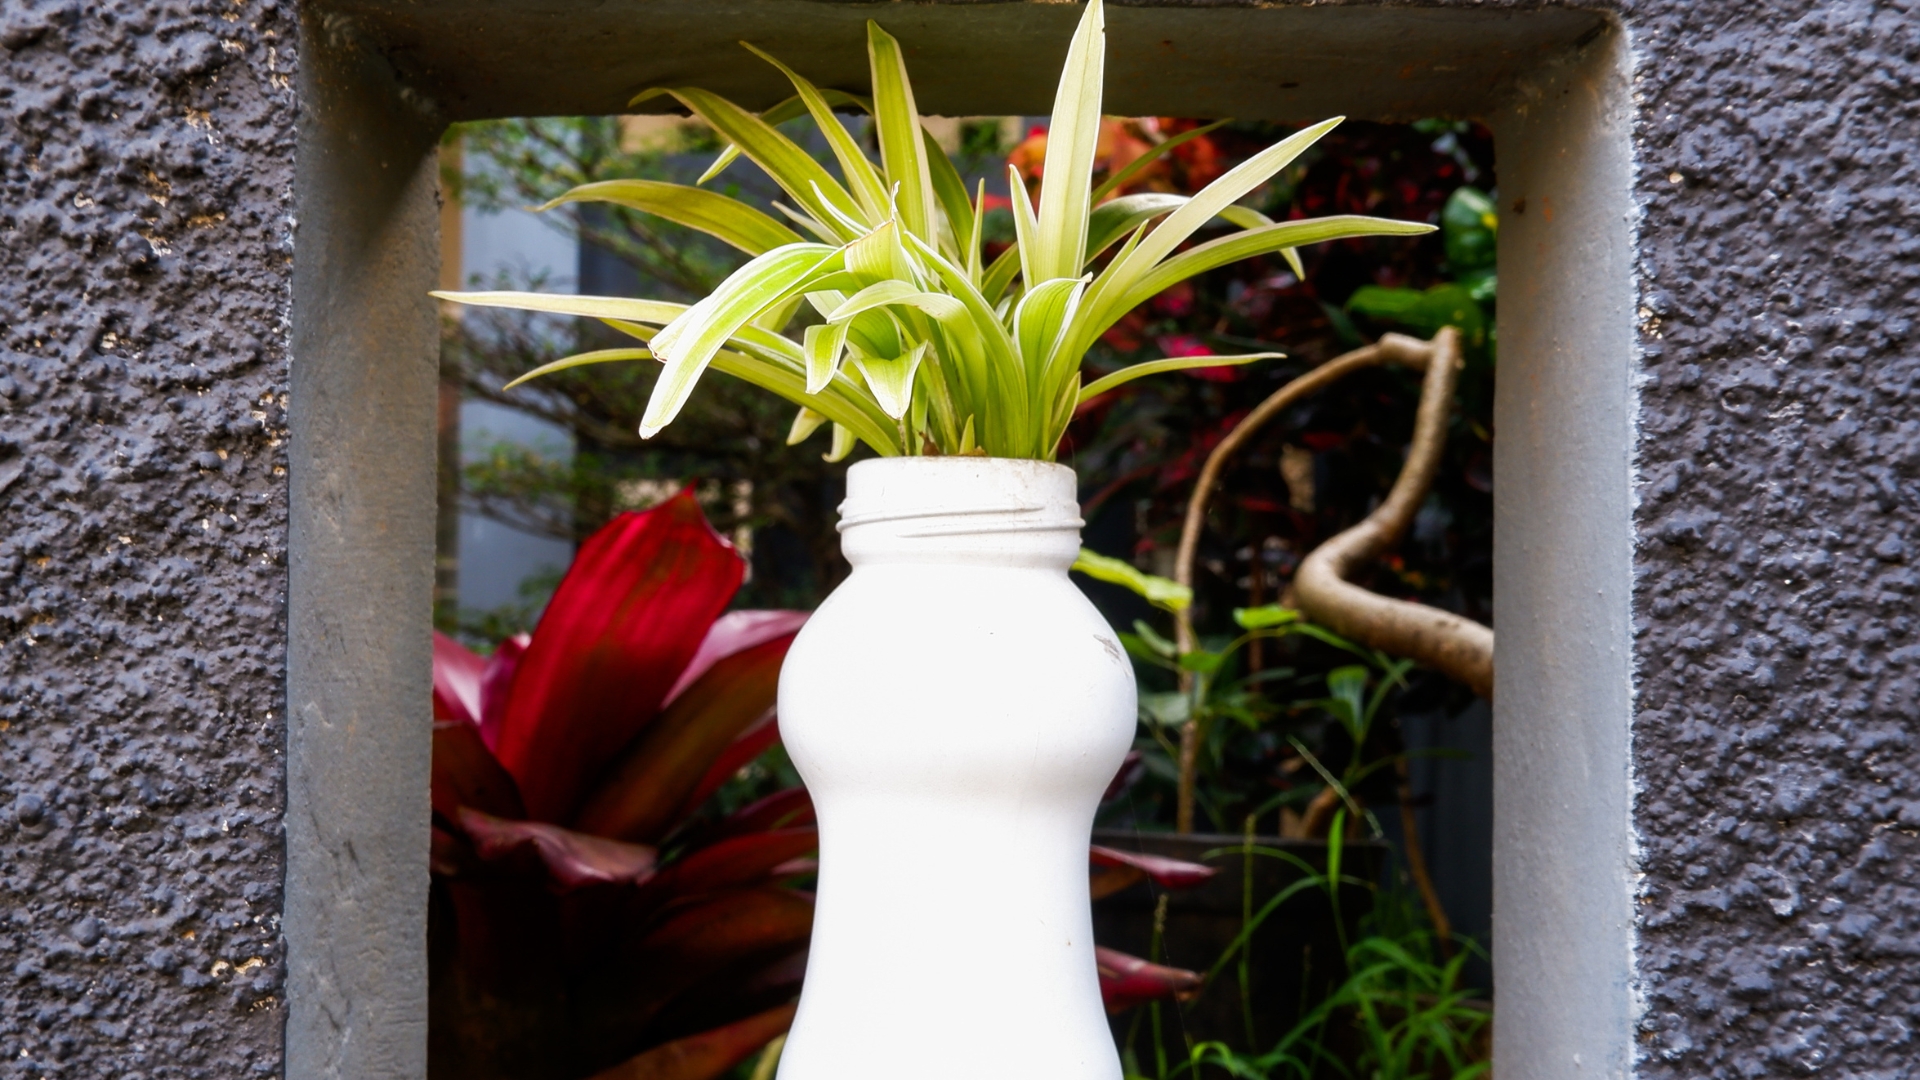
[433,0,1432,460]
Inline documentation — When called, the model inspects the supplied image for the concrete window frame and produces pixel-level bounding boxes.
[287,3,1637,1077]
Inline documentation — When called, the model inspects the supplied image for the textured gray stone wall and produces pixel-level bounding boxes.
[3,0,1917,1077]
[0,1,295,1077]
[1623,1,1920,1075]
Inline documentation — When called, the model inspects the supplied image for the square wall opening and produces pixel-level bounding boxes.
[289,3,1637,1077]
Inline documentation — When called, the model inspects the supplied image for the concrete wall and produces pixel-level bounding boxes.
[3,1,1916,1078]
[1,2,297,1077]
[1622,3,1920,1075]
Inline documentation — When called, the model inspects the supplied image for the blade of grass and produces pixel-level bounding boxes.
[741,43,892,222]
[535,179,803,256]
[1076,352,1282,404]
[802,320,850,393]
[1030,0,1105,282]
[646,244,845,435]
[1090,118,1229,202]
[1007,164,1041,292]
[1118,216,1434,313]
[598,320,900,451]
[696,88,875,185]
[965,180,990,289]
[923,126,975,260]
[640,86,867,240]
[785,406,827,445]
[1073,118,1344,354]
[865,19,938,244]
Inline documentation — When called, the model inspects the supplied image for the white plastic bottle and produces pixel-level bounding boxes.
[776,456,1136,1080]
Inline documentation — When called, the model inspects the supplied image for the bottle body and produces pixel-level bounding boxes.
[776,458,1135,1080]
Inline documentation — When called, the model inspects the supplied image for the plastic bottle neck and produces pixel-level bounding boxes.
[836,457,1083,569]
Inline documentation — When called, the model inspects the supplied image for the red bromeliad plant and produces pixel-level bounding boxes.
[429,490,814,1080]
[429,490,1213,1080]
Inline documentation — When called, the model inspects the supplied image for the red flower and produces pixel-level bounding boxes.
[1154,333,1243,382]
[1153,332,1211,358]
[1101,310,1151,353]
[1150,281,1196,318]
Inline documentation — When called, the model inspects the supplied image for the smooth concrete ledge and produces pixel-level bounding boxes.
[1492,27,1640,1080]
[317,1,1607,123]
[288,7,443,1080]
[285,3,1637,1077]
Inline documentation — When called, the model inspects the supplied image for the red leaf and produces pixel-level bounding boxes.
[572,634,794,843]
[642,828,818,901]
[1090,845,1218,890]
[455,807,658,892]
[730,946,808,1002]
[574,888,812,1057]
[430,825,466,876]
[439,875,566,1000]
[708,788,816,843]
[433,631,485,723]
[479,632,529,751]
[1095,945,1205,1013]
[679,713,781,817]
[494,493,744,822]
[586,1003,796,1080]
[626,886,814,969]
[433,719,525,821]
[664,610,808,706]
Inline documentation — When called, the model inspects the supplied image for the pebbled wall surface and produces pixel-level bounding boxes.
[1620,0,1920,1076]
[0,1,295,1078]
[2,0,1917,1077]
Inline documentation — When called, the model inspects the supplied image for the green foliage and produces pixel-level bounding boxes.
[1123,831,1490,1080]
[1174,930,1490,1080]
[1343,283,1486,354]
[1063,123,1497,767]
[439,164,851,611]
[1075,547,1193,611]
[1345,186,1496,362]
[1080,549,1413,833]
[436,0,1431,461]
[1437,187,1496,275]
[447,117,750,301]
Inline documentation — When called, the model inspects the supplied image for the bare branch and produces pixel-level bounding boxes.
[1293,327,1494,699]
[1167,329,1493,833]
[1396,753,1455,959]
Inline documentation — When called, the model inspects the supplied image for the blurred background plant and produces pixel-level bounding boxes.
[435,101,1498,1079]
[438,113,1024,627]
[1169,824,1491,1080]
[1064,117,1497,837]
[427,492,816,1080]
[431,494,1214,1080]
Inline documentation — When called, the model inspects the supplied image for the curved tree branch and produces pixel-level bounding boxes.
[1169,329,1493,833]
[1293,327,1494,700]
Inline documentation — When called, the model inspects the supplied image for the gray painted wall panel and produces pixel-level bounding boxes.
[1492,29,1640,1078]
[286,8,442,1079]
